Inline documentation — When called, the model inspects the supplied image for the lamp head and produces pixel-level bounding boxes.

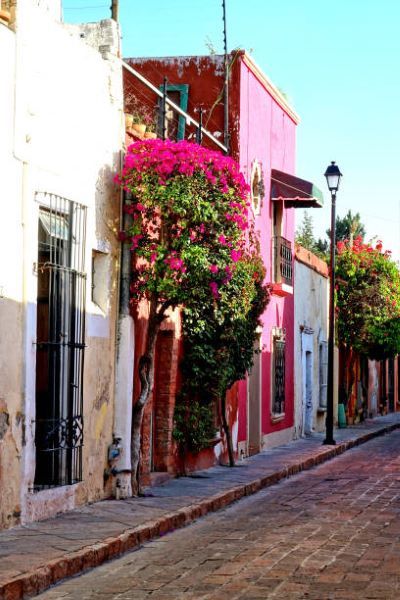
[324,161,342,192]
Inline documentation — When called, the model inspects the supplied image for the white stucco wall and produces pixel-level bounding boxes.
[0,23,25,530]
[294,256,329,436]
[0,1,125,527]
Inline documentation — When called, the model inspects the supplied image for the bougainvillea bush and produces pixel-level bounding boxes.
[336,237,400,359]
[117,139,254,307]
[116,139,268,489]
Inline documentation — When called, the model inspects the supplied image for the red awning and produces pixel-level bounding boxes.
[271,169,323,208]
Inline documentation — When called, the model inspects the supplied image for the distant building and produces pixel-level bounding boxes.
[294,244,331,436]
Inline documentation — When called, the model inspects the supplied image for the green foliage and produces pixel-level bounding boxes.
[327,210,366,243]
[173,397,216,453]
[336,238,400,359]
[174,260,269,453]
[295,211,329,261]
[297,210,367,263]
[295,211,315,250]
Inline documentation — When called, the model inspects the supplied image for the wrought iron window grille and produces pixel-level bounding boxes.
[34,193,87,490]
[273,236,293,286]
[272,335,286,416]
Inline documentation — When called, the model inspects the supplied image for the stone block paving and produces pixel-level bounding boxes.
[1,414,400,599]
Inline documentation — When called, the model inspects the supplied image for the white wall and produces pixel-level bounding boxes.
[0,1,125,527]
[294,258,329,436]
[0,23,25,530]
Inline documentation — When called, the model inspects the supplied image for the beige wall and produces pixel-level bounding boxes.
[0,1,124,528]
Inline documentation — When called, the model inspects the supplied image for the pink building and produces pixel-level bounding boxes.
[124,51,323,475]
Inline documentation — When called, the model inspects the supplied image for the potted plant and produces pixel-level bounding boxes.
[124,90,157,138]
[0,2,11,24]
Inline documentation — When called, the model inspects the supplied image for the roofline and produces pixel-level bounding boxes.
[124,52,300,125]
[240,51,300,125]
[295,244,329,278]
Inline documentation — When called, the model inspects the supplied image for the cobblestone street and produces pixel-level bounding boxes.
[37,430,400,600]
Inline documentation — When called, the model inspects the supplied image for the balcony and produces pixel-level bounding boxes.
[272,236,293,296]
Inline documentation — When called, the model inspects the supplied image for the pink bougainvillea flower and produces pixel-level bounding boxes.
[230,249,241,262]
[209,281,220,299]
[209,264,219,274]
[218,234,227,245]
[199,223,206,234]
[135,203,146,212]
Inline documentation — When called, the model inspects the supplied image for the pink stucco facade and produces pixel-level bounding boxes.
[237,57,297,447]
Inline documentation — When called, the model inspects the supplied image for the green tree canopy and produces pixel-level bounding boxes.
[336,237,400,359]
[327,210,366,243]
[295,211,328,260]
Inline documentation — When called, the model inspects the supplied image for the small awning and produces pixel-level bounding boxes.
[39,209,69,240]
[271,169,324,208]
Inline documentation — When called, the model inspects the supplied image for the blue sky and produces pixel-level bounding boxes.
[64,0,400,260]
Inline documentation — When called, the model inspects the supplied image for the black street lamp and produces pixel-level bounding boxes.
[323,161,343,446]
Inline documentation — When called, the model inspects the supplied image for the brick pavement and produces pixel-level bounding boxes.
[37,428,400,599]
[1,414,400,599]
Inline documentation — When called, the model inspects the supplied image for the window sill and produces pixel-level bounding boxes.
[271,283,293,297]
[271,413,285,424]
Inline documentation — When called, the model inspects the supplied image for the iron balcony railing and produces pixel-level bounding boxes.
[122,60,228,153]
[273,236,293,286]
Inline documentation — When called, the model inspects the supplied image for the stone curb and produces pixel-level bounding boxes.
[1,422,399,600]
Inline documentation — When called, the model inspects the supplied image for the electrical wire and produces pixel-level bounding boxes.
[63,5,109,9]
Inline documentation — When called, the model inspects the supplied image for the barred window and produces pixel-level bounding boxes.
[34,193,87,489]
[273,337,285,415]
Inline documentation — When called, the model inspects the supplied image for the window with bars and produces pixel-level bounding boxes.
[34,194,87,490]
[319,341,328,410]
[273,236,293,286]
[272,337,286,415]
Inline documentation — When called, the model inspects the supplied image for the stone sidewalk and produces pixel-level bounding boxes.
[1,414,400,600]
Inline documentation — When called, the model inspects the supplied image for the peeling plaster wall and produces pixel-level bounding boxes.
[0,23,24,529]
[0,2,124,529]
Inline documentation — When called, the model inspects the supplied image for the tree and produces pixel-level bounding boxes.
[116,139,267,491]
[295,211,316,250]
[174,257,269,467]
[327,210,366,244]
[295,211,329,260]
[336,237,400,360]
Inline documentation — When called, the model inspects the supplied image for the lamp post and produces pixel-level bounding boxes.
[323,161,343,445]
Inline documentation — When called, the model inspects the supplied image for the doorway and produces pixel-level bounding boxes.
[248,336,262,455]
[304,351,313,434]
[301,331,314,436]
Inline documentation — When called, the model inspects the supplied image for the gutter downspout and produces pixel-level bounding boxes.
[112,151,134,498]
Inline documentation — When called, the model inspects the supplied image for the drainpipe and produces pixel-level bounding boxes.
[112,151,134,498]
[222,0,230,154]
